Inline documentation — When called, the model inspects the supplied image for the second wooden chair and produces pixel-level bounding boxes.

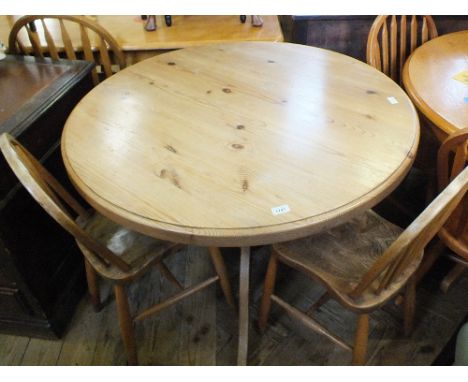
[367,16,439,223]
[436,128,468,292]
[0,133,234,365]
[8,15,126,86]
[366,15,438,85]
[258,165,468,365]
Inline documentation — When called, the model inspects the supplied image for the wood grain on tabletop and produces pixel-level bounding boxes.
[62,42,419,247]
[403,30,468,138]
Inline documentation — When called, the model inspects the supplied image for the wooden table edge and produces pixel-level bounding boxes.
[120,34,284,51]
[402,44,460,138]
[61,133,418,247]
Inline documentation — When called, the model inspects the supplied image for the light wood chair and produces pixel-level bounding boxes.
[367,15,438,85]
[258,165,468,365]
[0,133,234,365]
[367,16,439,223]
[436,129,468,292]
[8,15,126,86]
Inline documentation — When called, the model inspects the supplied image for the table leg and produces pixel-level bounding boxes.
[237,246,251,366]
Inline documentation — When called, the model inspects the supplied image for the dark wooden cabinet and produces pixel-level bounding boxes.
[0,55,94,338]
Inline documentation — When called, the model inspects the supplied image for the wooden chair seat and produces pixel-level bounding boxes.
[259,166,468,365]
[76,212,178,281]
[0,133,234,365]
[274,210,412,310]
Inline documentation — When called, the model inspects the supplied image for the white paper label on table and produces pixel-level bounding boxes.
[271,204,290,216]
[387,96,399,105]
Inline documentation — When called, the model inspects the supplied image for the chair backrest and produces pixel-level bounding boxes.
[366,15,438,84]
[349,164,468,299]
[8,15,126,86]
[0,133,131,271]
[437,128,468,259]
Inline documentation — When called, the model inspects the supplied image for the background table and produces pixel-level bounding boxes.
[403,30,468,142]
[0,15,284,65]
[61,42,419,364]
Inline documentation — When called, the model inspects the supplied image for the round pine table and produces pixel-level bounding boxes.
[62,42,419,365]
[403,30,468,142]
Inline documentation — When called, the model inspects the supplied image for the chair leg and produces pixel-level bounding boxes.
[306,292,330,315]
[114,283,138,365]
[84,259,101,312]
[352,314,369,366]
[208,247,235,307]
[441,263,466,293]
[258,251,279,332]
[404,277,416,336]
[155,261,184,291]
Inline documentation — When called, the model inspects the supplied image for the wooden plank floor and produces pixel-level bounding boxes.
[1,244,467,366]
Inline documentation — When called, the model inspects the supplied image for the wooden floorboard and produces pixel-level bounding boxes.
[179,246,217,366]
[0,244,466,366]
[21,337,62,366]
[0,334,30,366]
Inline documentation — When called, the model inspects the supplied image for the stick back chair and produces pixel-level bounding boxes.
[367,15,438,85]
[258,165,468,365]
[8,15,126,86]
[437,129,468,292]
[367,16,439,222]
[0,133,234,365]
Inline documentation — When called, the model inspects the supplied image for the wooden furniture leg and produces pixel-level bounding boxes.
[84,259,101,312]
[306,292,330,315]
[404,277,416,336]
[209,247,235,307]
[352,314,369,365]
[237,246,251,366]
[441,263,467,293]
[155,261,184,291]
[258,251,278,331]
[114,284,138,365]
